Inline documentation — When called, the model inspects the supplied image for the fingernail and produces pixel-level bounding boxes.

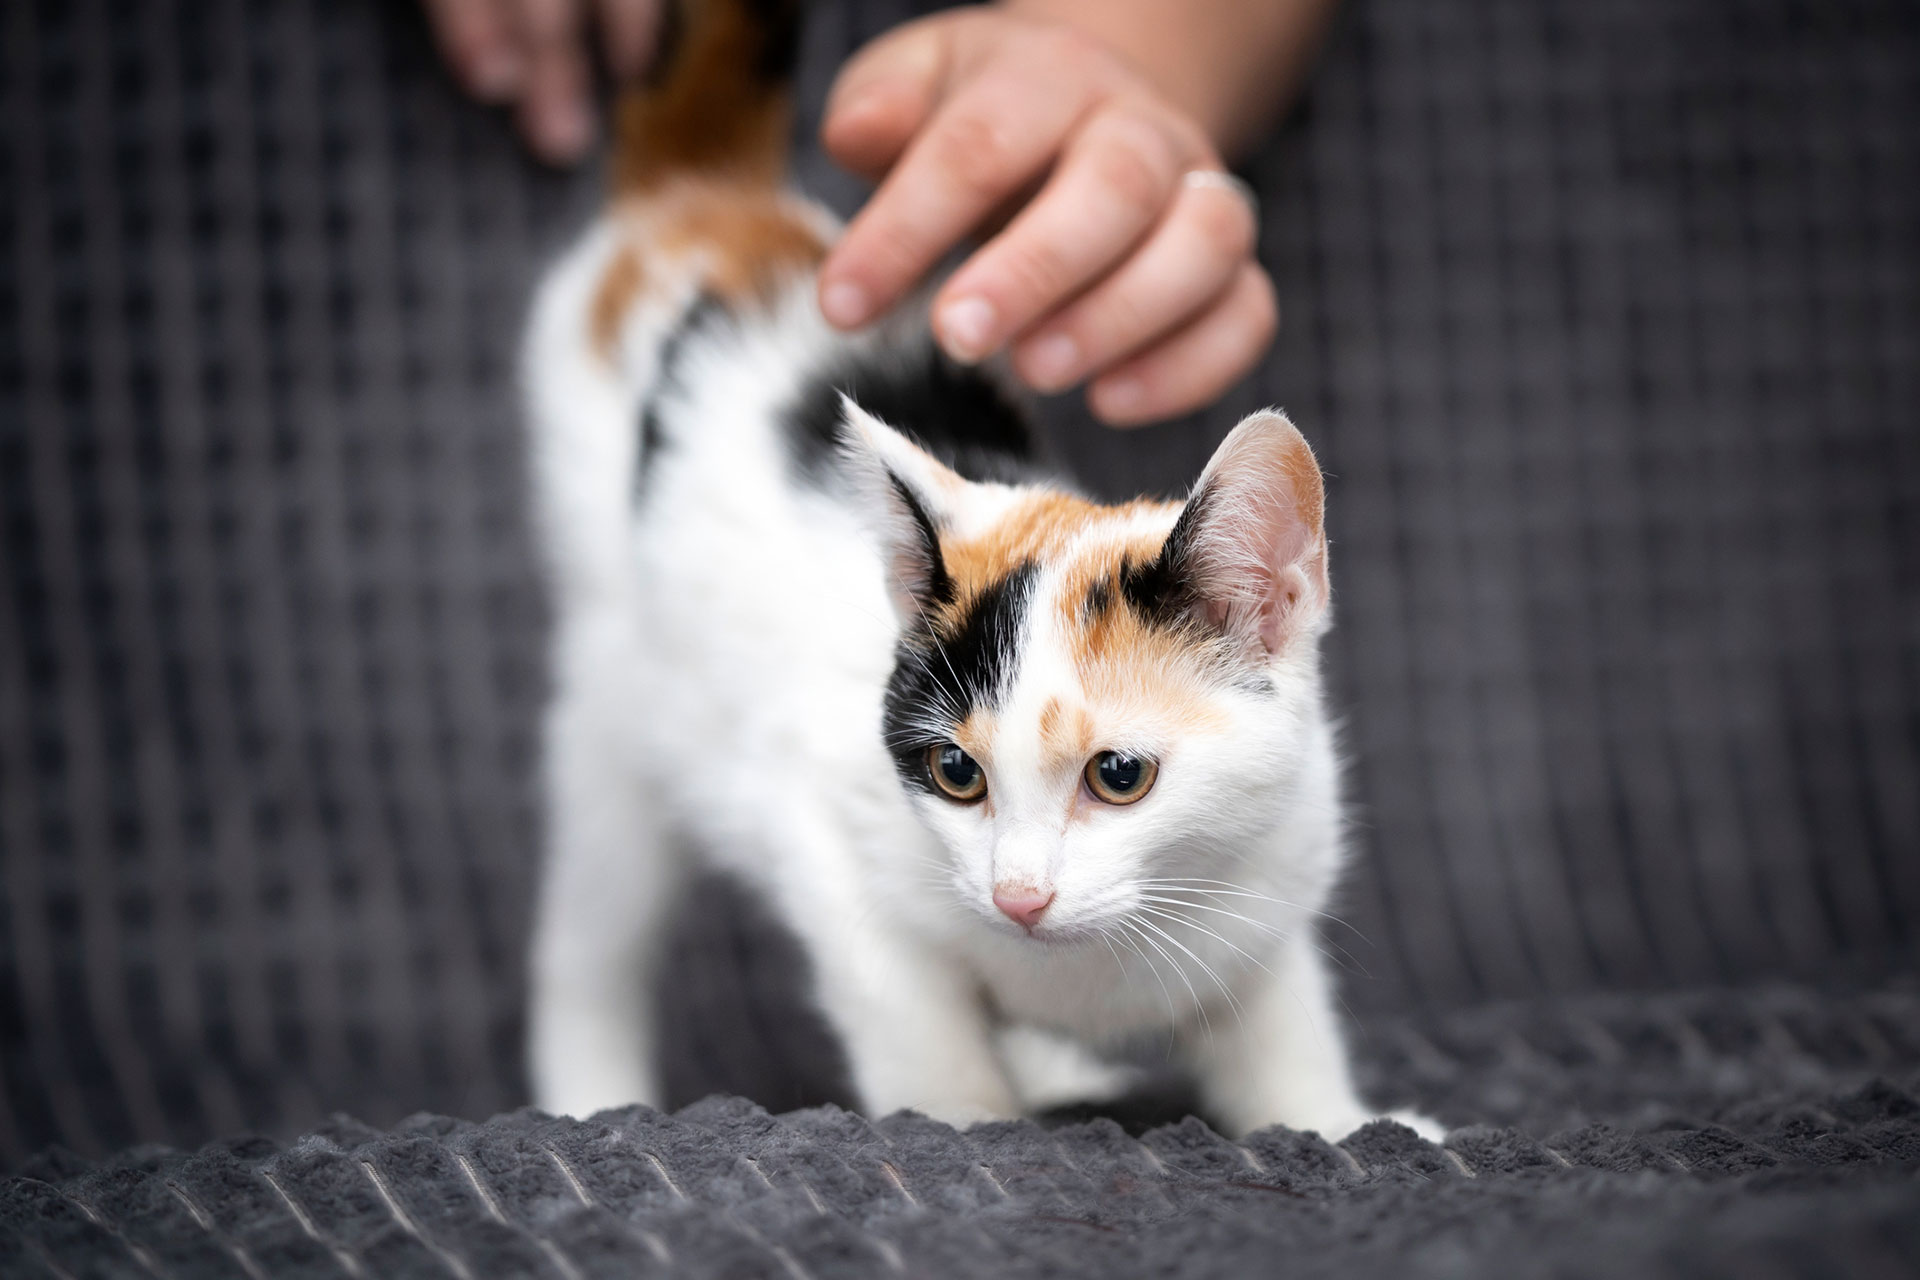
[470,48,523,100]
[938,296,997,363]
[821,281,870,327]
[536,99,594,161]
[1022,333,1080,390]
[1093,377,1145,419]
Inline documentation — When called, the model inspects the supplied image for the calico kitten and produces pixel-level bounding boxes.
[525,0,1430,1140]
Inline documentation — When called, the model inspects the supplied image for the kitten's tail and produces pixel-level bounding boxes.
[610,0,804,196]
[586,0,821,334]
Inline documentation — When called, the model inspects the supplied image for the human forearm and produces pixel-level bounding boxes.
[999,0,1339,159]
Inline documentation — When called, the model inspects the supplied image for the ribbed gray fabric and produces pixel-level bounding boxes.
[0,0,1915,1171]
[5,983,1919,1279]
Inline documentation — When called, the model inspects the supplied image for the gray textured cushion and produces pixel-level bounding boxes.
[0,0,1914,1218]
[5,983,1917,1278]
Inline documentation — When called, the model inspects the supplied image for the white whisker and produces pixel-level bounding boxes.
[1133,902,1275,978]
[1136,893,1290,943]
[1119,917,1208,1041]
[1137,878,1372,945]
[1130,915,1244,1032]
[1110,924,1179,1035]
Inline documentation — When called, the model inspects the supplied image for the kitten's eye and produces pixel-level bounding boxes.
[1085,751,1158,805]
[927,743,988,802]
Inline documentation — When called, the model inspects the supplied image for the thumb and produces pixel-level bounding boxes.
[821,19,951,180]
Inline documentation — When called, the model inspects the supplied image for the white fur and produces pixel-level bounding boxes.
[523,214,1439,1142]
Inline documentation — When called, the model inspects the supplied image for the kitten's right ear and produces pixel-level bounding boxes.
[837,397,963,621]
[1156,410,1330,657]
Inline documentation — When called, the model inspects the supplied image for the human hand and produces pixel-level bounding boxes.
[423,0,664,165]
[817,9,1276,426]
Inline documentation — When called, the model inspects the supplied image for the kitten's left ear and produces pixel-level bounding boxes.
[837,396,965,620]
[1165,410,1330,656]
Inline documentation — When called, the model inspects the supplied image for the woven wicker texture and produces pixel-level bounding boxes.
[1,0,1916,1170]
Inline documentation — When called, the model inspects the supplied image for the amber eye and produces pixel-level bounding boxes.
[927,743,988,802]
[1085,751,1158,805]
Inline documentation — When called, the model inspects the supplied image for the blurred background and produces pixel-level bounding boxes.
[0,0,1914,1167]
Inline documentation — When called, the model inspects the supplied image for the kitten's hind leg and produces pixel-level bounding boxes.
[528,690,681,1119]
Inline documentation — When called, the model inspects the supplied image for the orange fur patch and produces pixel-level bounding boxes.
[589,245,647,359]
[1036,696,1094,764]
[933,497,1231,771]
[591,0,817,357]
[1073,600,1228,733]
[650,185,827,305]
[934,493,1168,624]
[952,712,990,763]
[611,1,792,194]
[589,181,828,358]
[1036,697,1063,750]
[1057,510,1233,737]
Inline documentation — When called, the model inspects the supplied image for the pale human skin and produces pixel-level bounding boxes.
[423,0,1338,423]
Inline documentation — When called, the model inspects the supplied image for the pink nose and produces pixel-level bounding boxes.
[992,886,1055,930]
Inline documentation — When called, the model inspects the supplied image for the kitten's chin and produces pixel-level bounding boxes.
[972,908,1107,949]
[969,907,1053,944]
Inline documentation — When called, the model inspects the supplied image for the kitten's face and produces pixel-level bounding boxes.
[850,408,1335,945]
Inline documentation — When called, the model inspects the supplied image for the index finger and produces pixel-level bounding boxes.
[423,0,524,99]
[593,0,663,80]
[817,67,1095,329]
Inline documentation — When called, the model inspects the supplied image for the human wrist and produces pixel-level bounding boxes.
[992,0,1332,159]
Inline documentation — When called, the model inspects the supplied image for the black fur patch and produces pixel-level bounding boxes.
[1082,574,1115,624]
[635,403,668,503]
[888,470,954,609]
[646,0,801,91]
[1114,485,1278,694]
[882,561,1038,793]
[1119,481,1212,627]
[745,0,804,83]
[783,342,1041,489]
[632,294,725,504]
